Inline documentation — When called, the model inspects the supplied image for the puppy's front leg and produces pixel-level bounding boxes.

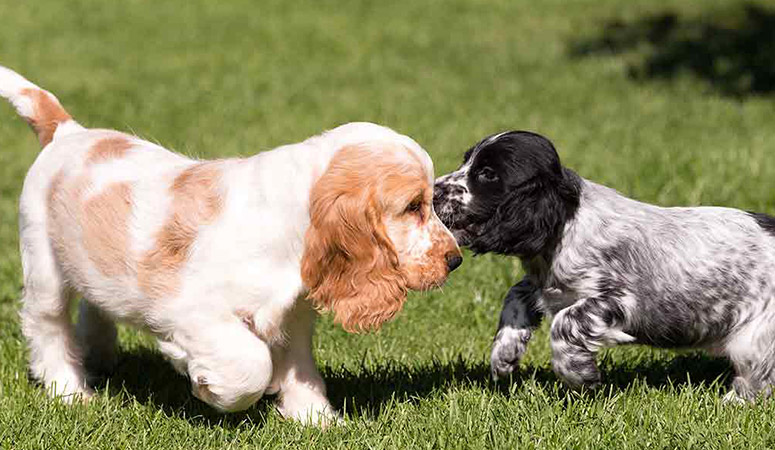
[491,278,543,381]
[550,297,634,388]
[270,301,338,426]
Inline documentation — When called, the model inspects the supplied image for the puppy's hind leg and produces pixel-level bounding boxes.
[550,296,635,389]
[724,313,775,402]
[76,299,118,377]
[20,232,91,401]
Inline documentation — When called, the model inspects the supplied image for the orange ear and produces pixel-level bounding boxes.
[301,146,408,332]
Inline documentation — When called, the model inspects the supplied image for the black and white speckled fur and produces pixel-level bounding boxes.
[433,131,775,401]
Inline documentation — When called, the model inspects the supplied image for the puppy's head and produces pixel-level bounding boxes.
[433,131,580,258]
[302,142,461,332]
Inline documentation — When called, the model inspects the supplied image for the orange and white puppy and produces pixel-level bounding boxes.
[0,66,461,424]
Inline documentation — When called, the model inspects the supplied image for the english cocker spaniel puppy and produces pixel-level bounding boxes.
[0,66,462,423]
[433,130,775,401]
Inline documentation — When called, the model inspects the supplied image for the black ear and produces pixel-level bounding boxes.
[469,169,580,258]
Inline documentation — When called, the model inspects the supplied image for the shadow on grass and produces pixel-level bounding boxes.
[569,3,775,98]
[603,351,732,393]
[324,351,733,415]
[92,347,273,429]
[93,347,732,425]
[322,357,512,416]
[94,348,508,424]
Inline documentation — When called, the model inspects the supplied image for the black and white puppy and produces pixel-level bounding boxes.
[433,131,775,401]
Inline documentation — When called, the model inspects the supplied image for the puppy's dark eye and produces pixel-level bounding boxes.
[405,198,423,215]
[476,167,499,184]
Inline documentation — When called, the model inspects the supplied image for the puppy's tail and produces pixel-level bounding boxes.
[0,65,82,148]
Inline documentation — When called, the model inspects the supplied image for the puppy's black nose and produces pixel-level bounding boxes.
[446,252,463,272]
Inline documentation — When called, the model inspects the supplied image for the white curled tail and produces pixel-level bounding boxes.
[0,65,81,147]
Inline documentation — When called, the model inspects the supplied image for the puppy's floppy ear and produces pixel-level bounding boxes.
[470,169,581,258]
[301,145,408,332]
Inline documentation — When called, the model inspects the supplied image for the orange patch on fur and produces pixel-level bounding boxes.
[82,183,133,276]
[47,171,133,279]
[47,170,69,265]
[87,136,133,164]
[138,162,223,299]
[20,88,71,147]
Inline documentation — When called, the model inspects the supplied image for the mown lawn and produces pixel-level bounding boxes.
[1,0,775,448]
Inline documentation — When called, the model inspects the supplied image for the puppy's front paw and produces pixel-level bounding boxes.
[490,327,531,381]
[46,375,94,404]
[278,400,341,427]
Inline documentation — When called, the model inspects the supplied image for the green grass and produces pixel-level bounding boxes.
[2,0,775,448]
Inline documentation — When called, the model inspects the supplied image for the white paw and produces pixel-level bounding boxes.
[278,399,341,427]
[722,390,748,405]
[190,376,264,413]
[491,327,531,381]
[46,374,93,404]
